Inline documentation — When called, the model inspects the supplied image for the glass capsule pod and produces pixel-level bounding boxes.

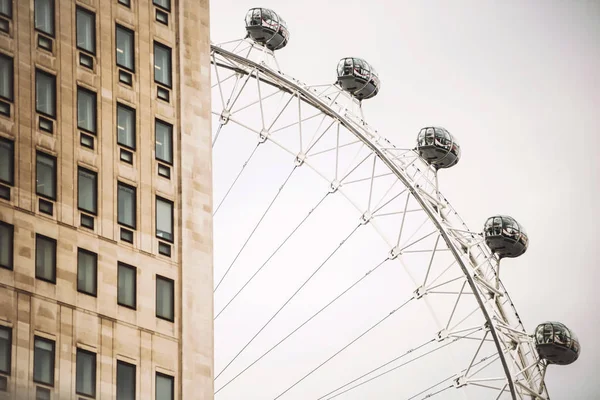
[245,8,289,51]
[535,322,580,365]
[416,127,461,169]
[483,215,528,258]
[336,58,380,100]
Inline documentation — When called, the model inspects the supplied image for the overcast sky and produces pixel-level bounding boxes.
[209,1,600,398]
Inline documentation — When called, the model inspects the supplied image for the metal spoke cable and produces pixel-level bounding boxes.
[215,256,391,394]
[324,329,483,400]
[273,296,415,399]
[416,385,453,399]
[213,142,261,217]
[215,223,363,381]
[214,165,298,293]
[215,191,331,320]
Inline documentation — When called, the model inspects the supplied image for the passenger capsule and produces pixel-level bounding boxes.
[245,8,289,51]
[483,215,528,258]
[535,322,580,365]
[336,58,380,100]
[416,127,461,169]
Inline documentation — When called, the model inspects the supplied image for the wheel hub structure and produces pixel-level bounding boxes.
[210,37,549,400]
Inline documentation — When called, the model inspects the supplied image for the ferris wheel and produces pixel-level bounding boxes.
[210,8,580,400]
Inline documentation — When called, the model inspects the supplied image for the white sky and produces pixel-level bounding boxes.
[209,1,600,398]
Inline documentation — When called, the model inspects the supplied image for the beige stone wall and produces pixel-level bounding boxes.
[0,0,212,399]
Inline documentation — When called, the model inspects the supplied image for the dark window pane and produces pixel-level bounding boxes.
[117,183,136,229]
[36,152,56,200]
[155,120,172,164]
[116,361,135,400]
[35,234,56,283]
[116,25,134,71]
[76,349,96,397]
[156,276,174,321]
[0,137,14,185]
[78,168,97,214]
[118,0,130,7]
[76,7,95,54]
[154,43,171,87]
[36,70,56,118]
[117,104,135,149]
[153,0,170,11]
[0,222,13,269]
[156,373,173,400]
[156,197,173,242]
[77,87,96,133]
[118,263,136,308]
[0,326,10,374]
[34,0,54,36]
[33,337,55,385]
[0,54,13,101]
[0,0,12,18]
[77,249,97,296]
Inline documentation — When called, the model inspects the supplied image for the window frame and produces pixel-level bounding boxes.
[0,53,14,102]
[117,0,131,8]
[117,182,137,229]
[117,262,137,310]
[152,0,171,12]
[0,0,12,19]
[115,24,135,72]
[35,69,56,119]
[33,336,55,386]
[153,41,172,88]
[34,0,55,38]
[0,136,14,186]
[0,221,14,270]
[76,6,96,55]
[155,196,174,243]
[156,275,174,322]
[0,325,11,375]
[116,102,136,150]
[116,360,136,400]
[155,372,174,400]
[35,151,57,201]
[76,348,97,397]
[155,119,173,165]
[35,233,57,284]
[77,86,97,134]
[77,248,98,297]
[77,167,98,215]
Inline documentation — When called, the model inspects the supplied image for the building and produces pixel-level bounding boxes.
[0,0,213,399]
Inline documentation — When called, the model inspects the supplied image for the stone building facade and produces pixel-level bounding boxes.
[0,0,213,399]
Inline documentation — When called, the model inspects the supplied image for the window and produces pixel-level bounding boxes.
[77,87,96,134]
[0,138,14,187]
[36,152,56,200]
[78,167,97,215]
[0,0,11,19]
[77,249,97,296]
[116,361,135,400]
[0,326,11,375]
[76,7,95,54]
[153,0,170,11]
[36,70,56,119]
[117,183,136,229]
[154,42,172,88]
[117,262,136,309]
[76,349,96,397]
[156,373,174,400]
[118,0,131,7]
[34,0,54,36]
[35,234,56,283]
[116,25,134,71]
[155,120,172,164]
[0,221,13,270]
[0,54,13,102]
[156,197,173,242]
[33,337,55,386]
[156,276,174,321]
[117,104,135,149]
